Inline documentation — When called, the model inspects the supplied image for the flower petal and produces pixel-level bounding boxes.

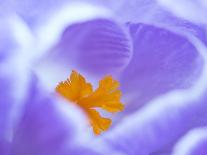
[157,0,207,24]
[53,18,132,76]
[103,89,207,155]
[172,127,207,155]
[99,0,207,45]
[102,35,207,155]
[0,14,32,61]
[6,0,75,28]
[0,140,9,155]
[11,79,93,155]
[35,17,132,90]
[0,14,33,152]
[120,23,203,115]
[11,78,124,155]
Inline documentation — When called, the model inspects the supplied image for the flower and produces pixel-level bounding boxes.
[1,1,207,155]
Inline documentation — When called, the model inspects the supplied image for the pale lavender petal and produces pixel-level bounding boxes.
[104,88,207,155]
[51,18,132,77]
[99,0,207,46]
[0,15,33,154]
[158,0,207,24]
[172,127,207,155]
[11,1,112,29]
[5,0,207,44]
[102,36,207,155]
[10,76,123,155]
[35,17,132,90]
[10,79,103,155]
[0,14,27,60]
[120,23,203,115]
[5,0,69,28]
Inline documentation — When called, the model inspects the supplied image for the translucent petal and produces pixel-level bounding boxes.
[172,127,207,155]
[0,15,33,150]
[98,0,207,45]
[158,0,207,24]
[11,81,92,155]
[119,23,203,116]
[35,18,132,91]
[102,34,207,155]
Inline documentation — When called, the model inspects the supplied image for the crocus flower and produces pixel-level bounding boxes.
[1,1,207,155]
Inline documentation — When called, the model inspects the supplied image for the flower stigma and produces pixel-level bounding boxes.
[56,70,124,135]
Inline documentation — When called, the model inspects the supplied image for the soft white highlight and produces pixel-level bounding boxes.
[172,127,207,155]
[157,0,207,24]
[36,2,112,57]
[0,14,34,142]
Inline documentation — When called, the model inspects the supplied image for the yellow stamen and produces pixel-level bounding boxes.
[56,70,124,135]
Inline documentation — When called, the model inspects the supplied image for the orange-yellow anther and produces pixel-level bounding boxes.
[56,70,124,135]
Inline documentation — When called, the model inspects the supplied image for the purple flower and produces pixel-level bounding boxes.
[1,1,207,155]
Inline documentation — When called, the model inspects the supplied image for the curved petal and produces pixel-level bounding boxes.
[10,78,124,155]
[10,79,90,155]
[34,5,132,91]
[98,0,207,46]
[102,35,207,155]
[5,1,90,28]
[172,127,207,155]
[119,23,203,115]
[6,0,207,45]
[0,14,32,61]
[0,14,33,155]
[157,0,207,24]
[104,86,207,155]
[48,18,132,76]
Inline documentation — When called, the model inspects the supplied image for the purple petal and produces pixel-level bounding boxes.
[0,14,30,61]
[99,0,207,45]
[10,78,99,155]
[0,140,9,155]
[0,15,33,154]
[10,78,124,155]
[35,18,132,90]
[103,89,207,155]
[51,18,132,77]
[97,0,207,44]
[172,127,207,155]
[158,0,207,24]
[119,23,203,115]
[6,0,69,28]
[11,2,113,29]
[102,36,207,155]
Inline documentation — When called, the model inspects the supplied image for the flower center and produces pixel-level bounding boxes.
[56,70,124,135]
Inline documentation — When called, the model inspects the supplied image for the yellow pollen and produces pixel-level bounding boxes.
[56,70,124,135]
